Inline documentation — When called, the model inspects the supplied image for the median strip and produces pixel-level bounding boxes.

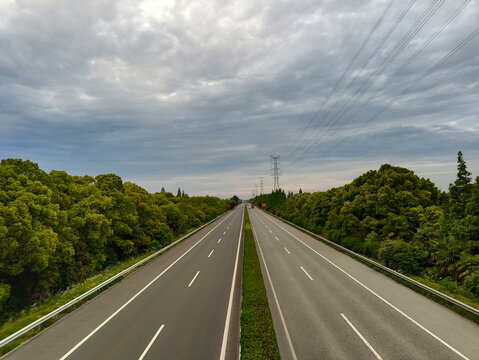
[240,207,280,360]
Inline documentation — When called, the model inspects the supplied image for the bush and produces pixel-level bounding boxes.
[378,240,426,275]
[363,231,381,257]
[464,272,479,297]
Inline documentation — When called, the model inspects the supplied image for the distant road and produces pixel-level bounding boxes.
[4,205,244,360]
[249,207,479,360]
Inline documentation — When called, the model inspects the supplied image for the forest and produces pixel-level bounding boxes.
[253,152,479,299]
[0,159,239,321]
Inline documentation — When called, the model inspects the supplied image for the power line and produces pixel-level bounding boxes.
[285,0,396,162]
[271,155,281,191]
[289,0,446,167]
[333,0,471,130]
[297,23,479,169]
[259,176,264,195]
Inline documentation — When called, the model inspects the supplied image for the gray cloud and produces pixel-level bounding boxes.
[0,0,478,197]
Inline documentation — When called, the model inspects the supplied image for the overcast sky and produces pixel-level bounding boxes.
[1,0,478,198]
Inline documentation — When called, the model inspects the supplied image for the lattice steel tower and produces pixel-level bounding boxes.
[270,155,281,191]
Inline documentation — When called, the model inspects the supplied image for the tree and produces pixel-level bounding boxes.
[161,187,166,193]
[448,151,472,219]
[177,187,182,197]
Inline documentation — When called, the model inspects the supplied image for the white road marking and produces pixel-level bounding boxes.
[188,271,200,287]
[341,314,382,360]
[300,266,313,280]
[59,211,234,360]
[227,226,230,229]
[218,238,222,243]
[138,325,165,360]
[250,213,298,360]
[223,231,226,235]
[208,249,214,258]
[263,212,471,360]
[219,209,244,360]
[275,236,279,242]
[284,247,291,255]
[269,229,273,234]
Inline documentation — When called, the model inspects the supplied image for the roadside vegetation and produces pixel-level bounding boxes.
[241,207,280,360]
[252,151,479,306]
[0,158,240,329]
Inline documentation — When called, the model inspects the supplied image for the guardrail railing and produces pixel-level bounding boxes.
[263,209,479,318]
[0,211,230,348]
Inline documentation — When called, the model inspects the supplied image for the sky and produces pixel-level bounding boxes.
[0,0,478,198]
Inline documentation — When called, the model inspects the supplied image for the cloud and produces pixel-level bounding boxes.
[0,0,478,197]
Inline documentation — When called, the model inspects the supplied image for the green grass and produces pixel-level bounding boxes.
[241,207,280,360]
[0,221,219,356]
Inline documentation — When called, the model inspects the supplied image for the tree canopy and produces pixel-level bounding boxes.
[0,159,235,320]
[253,153,479,298]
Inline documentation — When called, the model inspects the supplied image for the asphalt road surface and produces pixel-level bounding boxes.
[3,205,244,360]
[248,207,479,360]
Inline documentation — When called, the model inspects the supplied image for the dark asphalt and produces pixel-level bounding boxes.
[249,207,479,360]
[3,205,245,360]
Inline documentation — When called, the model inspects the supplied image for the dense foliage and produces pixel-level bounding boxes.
[253,152,479,298]
[0,159,238,320]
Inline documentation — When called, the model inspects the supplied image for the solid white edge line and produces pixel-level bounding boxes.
[284,247,291,255]
[59,211,234,360]
[260,211,470,360]
[341,314,382,360]
[300,266,313,281]
[219,207,244,360]
[208,249,214,258]
[250,211,298,360]
[188,271,200,287]
[138,324,165,360]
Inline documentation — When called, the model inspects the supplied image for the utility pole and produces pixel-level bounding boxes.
[259,177,264,195]
[271,155,281,191]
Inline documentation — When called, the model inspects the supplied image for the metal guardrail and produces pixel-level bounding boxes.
[0,211,230,348]
[263,210,479,318]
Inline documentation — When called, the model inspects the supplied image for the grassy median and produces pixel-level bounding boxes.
[241,207,280,359]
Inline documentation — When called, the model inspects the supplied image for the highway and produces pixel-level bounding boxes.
[248,207,479,360]
[4,205,245,360]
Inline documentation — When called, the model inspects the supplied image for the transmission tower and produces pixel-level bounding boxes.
[270,155,281,191]
[259,177,264,195]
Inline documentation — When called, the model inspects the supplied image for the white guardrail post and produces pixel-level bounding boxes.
[0,210,231,348]
[263,209,479,318]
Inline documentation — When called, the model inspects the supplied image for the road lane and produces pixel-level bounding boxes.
[4,205,244,360]
[249,207,479,360]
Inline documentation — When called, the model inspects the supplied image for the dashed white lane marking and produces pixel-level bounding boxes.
[284,247,291,255]
[138,325,165,360]
[218,238,222,243]
[262,212,470,360]
[208,249,214,258]
[275,236,279,241]
[188,271,200,287]
[300,266,313,280]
